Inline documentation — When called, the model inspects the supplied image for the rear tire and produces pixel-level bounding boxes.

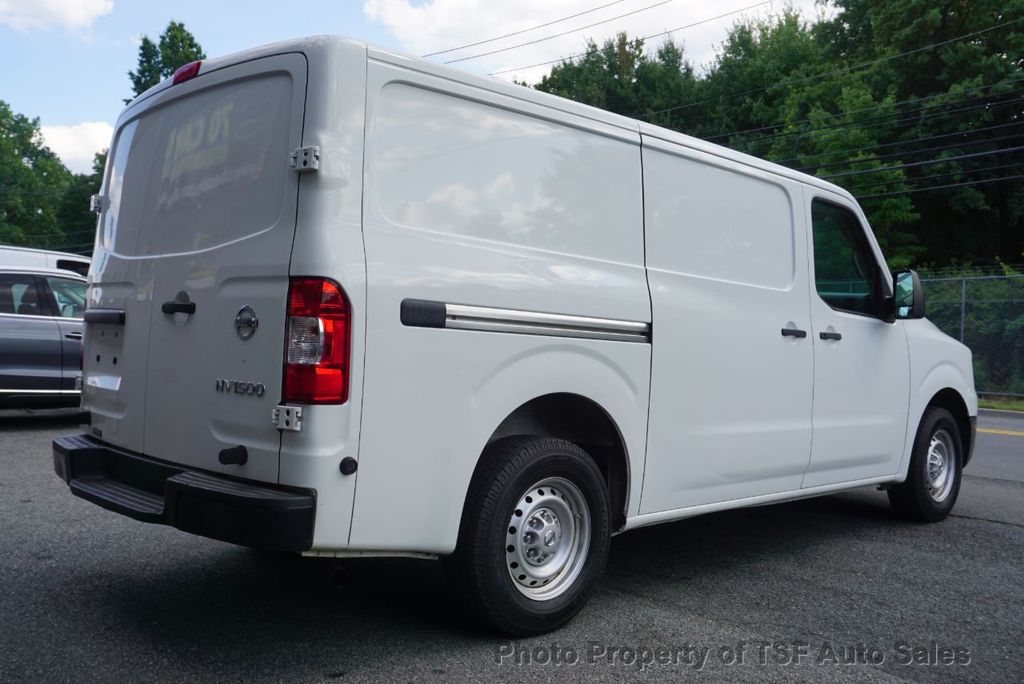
[450,436,611,636]
[888,407,963,522]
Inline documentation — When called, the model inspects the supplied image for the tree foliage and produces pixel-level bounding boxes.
[0,21,205,253]
[0,102,72,248]
[534,0,1024,269]
[128,20,206,99]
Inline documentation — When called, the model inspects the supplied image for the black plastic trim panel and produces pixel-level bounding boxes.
[53,434,315,551]
[83,308,125,325]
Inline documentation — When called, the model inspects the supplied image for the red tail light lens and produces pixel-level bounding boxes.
[172,60,202,85]
[283,277,351,404]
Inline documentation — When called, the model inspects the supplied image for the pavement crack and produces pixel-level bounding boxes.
[964,474,1024,487]
[950,513,1024,529]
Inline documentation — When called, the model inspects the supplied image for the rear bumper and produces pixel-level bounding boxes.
[53,435,315,551]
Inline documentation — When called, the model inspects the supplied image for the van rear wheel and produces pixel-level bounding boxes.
[888,407,963,522]
[452,436,610,636]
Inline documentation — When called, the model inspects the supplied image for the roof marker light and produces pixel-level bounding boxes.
[172,60,202,85]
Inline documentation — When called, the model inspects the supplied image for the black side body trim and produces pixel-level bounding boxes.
[84,308,126,325]
[400,298,446,328]
[53,435,315,551]
[965,415,977,467]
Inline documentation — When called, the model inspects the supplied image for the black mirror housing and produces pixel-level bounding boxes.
[894,269,925,319]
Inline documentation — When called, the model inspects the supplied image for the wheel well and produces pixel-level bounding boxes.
[486,393,630,531]
[926,388,972,463]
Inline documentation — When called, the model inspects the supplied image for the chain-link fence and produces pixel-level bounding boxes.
[920,274,1024,398]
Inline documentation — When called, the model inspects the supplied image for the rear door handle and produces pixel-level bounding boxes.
[161,301,196,315]
[64,332,83,340]
[820,331,842,341]
[781,327,807,338]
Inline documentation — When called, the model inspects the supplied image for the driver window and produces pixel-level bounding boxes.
[44,277,87,319]
[811,199,882,318]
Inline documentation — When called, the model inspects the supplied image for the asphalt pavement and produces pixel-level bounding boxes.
[0,408,1021,682]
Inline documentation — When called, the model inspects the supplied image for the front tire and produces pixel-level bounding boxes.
[888,407,963,522]
[451,436,611,636]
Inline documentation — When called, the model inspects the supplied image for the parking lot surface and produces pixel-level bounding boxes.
[1,409,1021,682]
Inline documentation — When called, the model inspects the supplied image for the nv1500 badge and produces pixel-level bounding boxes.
[215,379,266,397]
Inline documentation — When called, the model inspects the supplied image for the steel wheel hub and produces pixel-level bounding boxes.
[506,477,590,601]
[926,428,957,503]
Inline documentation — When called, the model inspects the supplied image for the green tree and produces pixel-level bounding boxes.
[127,20,206,99]
[525,1,1024,269]
[0,101,72,248]
[57,150,106,253]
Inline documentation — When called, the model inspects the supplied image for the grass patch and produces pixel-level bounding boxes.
[978,396,1024,412]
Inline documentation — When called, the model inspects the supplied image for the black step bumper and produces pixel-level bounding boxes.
[53,435,315,551]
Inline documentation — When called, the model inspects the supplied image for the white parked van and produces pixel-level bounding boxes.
[0,246,90,276]
[54,36,977,635]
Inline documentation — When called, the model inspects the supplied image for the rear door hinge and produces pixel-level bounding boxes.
[289,146,320,173]
[272,405,303,431]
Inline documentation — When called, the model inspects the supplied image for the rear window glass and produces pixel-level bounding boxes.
[55,259,89,276]
[102,73,294,256]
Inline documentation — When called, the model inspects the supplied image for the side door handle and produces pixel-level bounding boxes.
[781,327,807,338]
[64,332,83,340]
[819,331,842,341]
[161,301,196,315]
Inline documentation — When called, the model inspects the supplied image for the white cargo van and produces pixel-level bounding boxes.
[0,246,90,276]
[54,36,977,635]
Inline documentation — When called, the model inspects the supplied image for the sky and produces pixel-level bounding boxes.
[0,0,826,173]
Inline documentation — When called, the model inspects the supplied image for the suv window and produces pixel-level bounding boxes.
[45,276,86,318]
[811,199,882,317]
[0,274,46,316]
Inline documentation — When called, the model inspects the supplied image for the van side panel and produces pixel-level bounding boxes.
[350,60,650,554]
[640,136,815,513]
[278,39,369,549]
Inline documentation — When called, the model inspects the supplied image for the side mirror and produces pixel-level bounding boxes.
[894,269,925,320]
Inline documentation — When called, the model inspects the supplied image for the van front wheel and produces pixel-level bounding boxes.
[888,407,963,522]
[453,436,610,635]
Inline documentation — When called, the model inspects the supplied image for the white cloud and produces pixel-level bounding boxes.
[364,0,831,83]
[39,122,113,174]
[0,0,113,32]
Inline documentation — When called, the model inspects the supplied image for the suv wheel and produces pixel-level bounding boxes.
[888,407,963,522]
[451,436,611,635]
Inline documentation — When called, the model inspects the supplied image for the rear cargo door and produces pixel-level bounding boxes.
[100,54,307,482]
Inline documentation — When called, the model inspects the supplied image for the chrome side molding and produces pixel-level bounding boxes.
[400,299,650,343]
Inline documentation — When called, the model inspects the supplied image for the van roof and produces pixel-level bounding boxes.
[125,34,856,203]
[0,244,91,261]
[0,265,87,279]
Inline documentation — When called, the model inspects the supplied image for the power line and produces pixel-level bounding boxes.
[857,173,1024,199]
[639,16,1024,119]
[847,161,1024,191]
[735,92,1024,154]
[444,0,679,64]
[10,227,96,240]
[821,145,1024,180]
[735,86,1024,151]
[488,0,775,75]
[423,0,628,58]
[772,119,1024,165]
[706,75,1024,141]
[796,131,1024,174]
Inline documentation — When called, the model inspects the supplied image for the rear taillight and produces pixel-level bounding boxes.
[283,277,351,404]
[172,60,202,85]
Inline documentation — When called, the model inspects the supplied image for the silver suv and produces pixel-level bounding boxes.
[0,268,86,408]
